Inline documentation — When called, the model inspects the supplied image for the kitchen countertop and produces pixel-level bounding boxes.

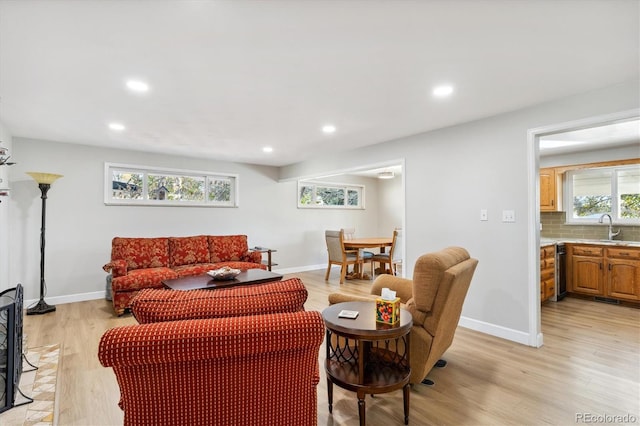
[540,237,640,247]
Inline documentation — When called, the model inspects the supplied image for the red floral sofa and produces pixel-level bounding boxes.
[98,278,323,426]
[103,235,265,315]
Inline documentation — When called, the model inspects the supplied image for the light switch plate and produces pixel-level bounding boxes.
[480,209,488,221]
[502,210,515,222]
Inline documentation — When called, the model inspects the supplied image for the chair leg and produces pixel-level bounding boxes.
[340,265,346,284]
[325,263,332,281]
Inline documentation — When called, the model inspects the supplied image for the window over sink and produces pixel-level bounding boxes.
[565,164,640,224]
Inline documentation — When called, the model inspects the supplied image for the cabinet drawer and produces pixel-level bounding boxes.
[544,257,556,268]
[572,246,603,257]
[606,247,640,260]
[541,268,555,281]
[545,278,555,294]
[540,246,555,259]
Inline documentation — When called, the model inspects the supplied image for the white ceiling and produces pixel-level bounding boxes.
[0,1,638,167]
[539,119,640,156]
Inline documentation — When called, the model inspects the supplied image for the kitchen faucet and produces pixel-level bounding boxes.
[598,214,620,240]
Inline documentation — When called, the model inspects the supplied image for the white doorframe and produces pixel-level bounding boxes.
[526,108,640,348]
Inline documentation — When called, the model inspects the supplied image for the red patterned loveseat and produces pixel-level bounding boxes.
[103,235,265,315]
[98,278,323,426]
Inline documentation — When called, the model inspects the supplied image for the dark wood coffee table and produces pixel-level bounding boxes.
[322,301,412,425]
[162,269,283,291]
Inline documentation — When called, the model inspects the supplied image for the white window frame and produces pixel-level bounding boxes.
[104,162,239,207]
[297,180,365,209]
[565,164,640,225]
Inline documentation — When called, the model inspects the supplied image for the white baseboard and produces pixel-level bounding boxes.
[25,290,107,308]
[458,315,532,346]
[272,263,327,274]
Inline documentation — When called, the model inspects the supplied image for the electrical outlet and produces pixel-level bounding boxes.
[480,209,488,221]
[502,210,515,222]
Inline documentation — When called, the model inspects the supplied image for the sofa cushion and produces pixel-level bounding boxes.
[171,263,218,277]
[111,267,178,292]
[169,236,210,267]
[111,237,170,271]
[212,261,267,271]
[208,235,249,262]
[131,277,308,323]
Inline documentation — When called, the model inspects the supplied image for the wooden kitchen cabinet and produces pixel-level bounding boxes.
[540,245,556,302]
[566,244,640,302]
[606,247,640,301]
[568,245,604,295]
[540,168,562,212]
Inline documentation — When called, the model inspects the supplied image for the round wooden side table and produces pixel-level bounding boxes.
[322,301,412,425]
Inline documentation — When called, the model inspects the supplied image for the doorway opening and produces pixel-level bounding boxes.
[527,109,640,347]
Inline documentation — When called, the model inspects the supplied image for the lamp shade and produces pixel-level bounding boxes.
[26,172,63,185]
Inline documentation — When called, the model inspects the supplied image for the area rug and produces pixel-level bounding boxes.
[0,343,61,426]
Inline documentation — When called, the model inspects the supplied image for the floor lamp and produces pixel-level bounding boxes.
[26,172,63,315]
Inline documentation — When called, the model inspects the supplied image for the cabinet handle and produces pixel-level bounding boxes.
[618,252,630,256]
[600,263,602,270]
[609,264,612,271]
[551,199,554,206]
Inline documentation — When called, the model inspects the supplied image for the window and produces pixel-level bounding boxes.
[297,181,364,209]
[105,163,238,207]
[565,164,640,224]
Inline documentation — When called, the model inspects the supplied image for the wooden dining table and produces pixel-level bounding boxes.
[343,237,393,278]
[343,237,393,252]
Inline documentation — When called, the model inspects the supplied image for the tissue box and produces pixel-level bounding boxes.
[375,297,400,324]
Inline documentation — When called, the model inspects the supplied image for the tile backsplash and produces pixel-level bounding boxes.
[541,212,640,241]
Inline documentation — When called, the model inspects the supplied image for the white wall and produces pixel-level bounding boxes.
[9,139,379,305]
[377,175,403,235]
[0,123,12,291]
[281,79,640,344]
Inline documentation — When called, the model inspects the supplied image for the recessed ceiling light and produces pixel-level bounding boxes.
[322,125,336,134]
[432,85,454,98]
[378,171,395,179]
[108,122,126,131]
[126,80,150,93]
[262,146,273,153]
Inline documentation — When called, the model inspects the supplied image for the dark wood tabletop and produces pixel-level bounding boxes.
[162,268,283,291]
[322,301,412,339]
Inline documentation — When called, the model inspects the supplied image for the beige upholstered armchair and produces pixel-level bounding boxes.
[328,246,478,385]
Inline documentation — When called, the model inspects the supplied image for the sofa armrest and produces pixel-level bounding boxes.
[102,259,127,277]
[98,311,324,367]
[242,250,263,264]
[370,275,414,303]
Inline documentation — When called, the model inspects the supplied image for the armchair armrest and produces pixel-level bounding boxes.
[328,293,376,305]
[102,259,127,277]
[370,275,414,303]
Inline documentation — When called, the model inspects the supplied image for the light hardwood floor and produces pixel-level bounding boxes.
[19,269,640,425]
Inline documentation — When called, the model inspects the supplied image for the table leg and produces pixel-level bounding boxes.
[327,377,333,413]
[403,383,410,424]
[357,393,366,426]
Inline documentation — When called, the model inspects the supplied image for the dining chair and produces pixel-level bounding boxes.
[341,227,374,277]
[371,228,402,276]
[325,230,363,284]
